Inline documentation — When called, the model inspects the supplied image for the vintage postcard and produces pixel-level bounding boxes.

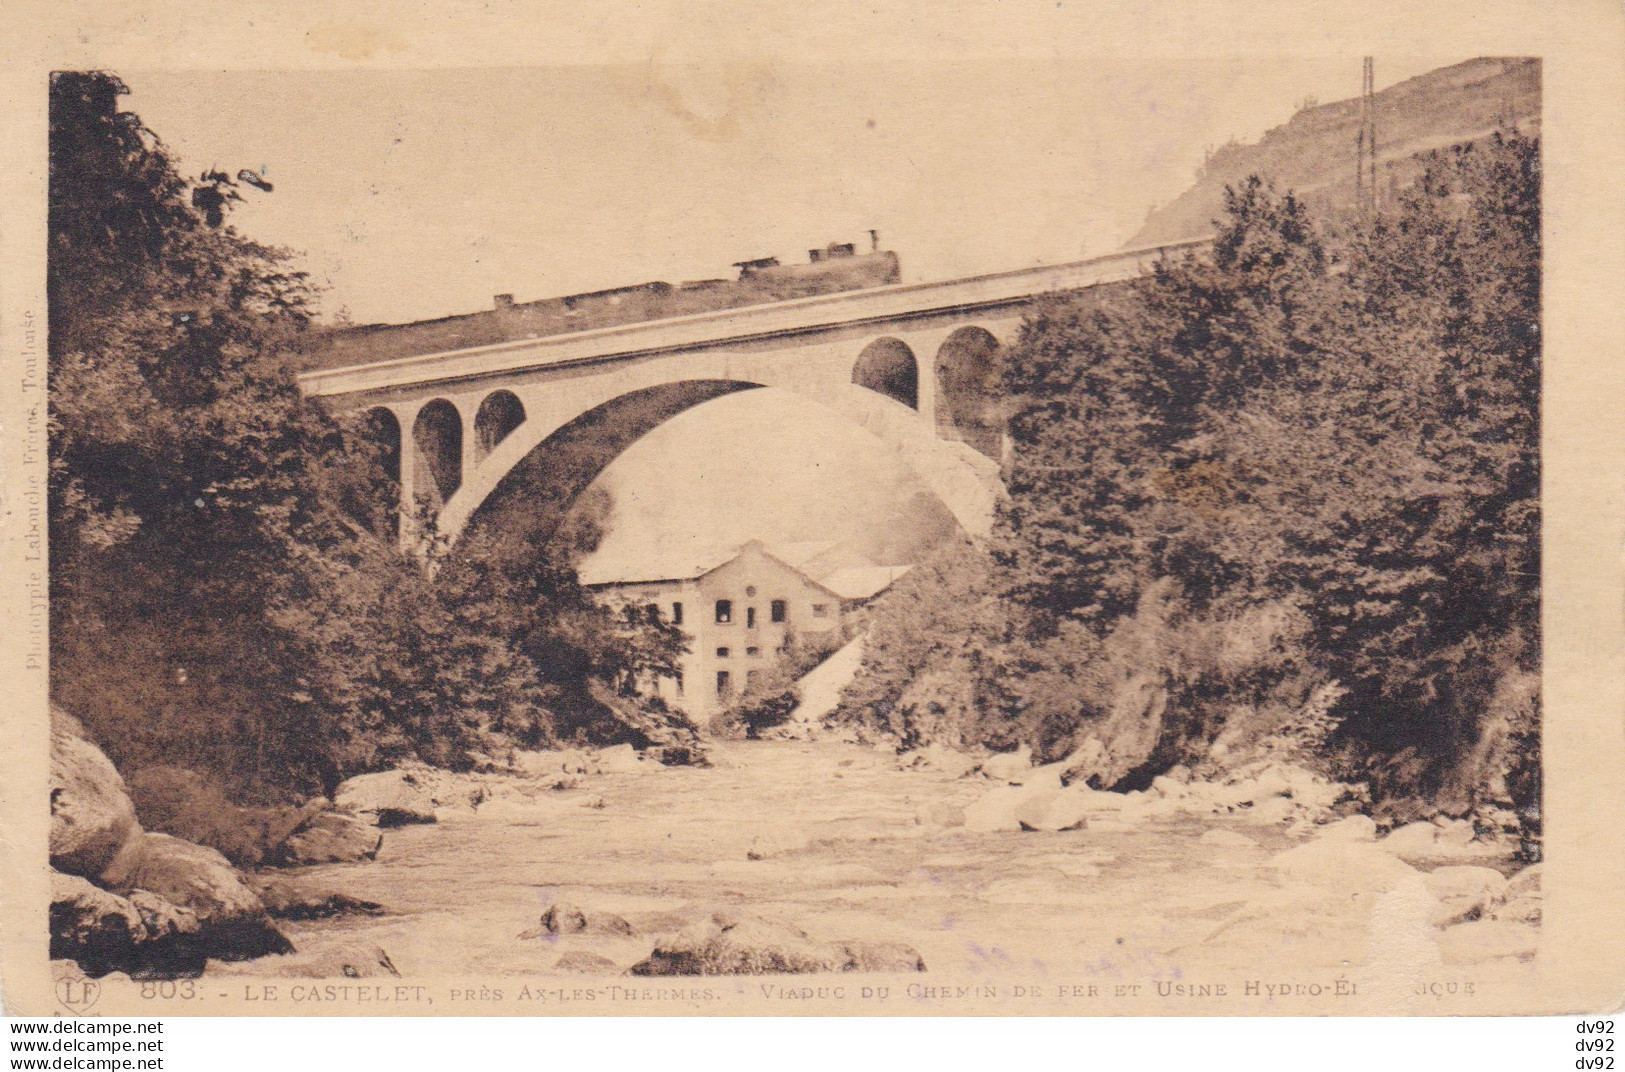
[3,1,1623,1019]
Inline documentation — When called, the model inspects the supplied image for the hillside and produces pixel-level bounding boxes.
[1127,57,1540,248]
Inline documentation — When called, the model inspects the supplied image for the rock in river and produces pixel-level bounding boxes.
[272,810,384,866]
[631,910,926,976]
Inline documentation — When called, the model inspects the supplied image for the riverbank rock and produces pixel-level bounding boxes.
[979,747,1033,783]
[50,711,141,881]
[249,876,384,921]
[895,744,980,779]
[272,811,383,866]
[630,911,925,975]
[1315,815,1378,842]
[111,833,292,960]
[334,769,485,826]
[126,766,322,868]
[1424,865,1508,927]
[50,872,201,978]
[1488,863,1542,925]
[1377,819,1511,867]
[593,744,645,774]
[1266,838,1421,892]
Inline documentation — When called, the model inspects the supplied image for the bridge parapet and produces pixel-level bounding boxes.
[297,240,1207,400]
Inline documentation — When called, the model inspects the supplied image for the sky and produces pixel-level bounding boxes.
[121,58,1466,565]
[124,58,1460,326]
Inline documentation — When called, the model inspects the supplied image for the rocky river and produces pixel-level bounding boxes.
[204,738,1540,1004]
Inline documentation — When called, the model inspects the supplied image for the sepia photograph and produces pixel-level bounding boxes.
[4,1,1623,1035]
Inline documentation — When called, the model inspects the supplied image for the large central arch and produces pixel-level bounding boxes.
[430,376,1002,554]
[458,380,763,550]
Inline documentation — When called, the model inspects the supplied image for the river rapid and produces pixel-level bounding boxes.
[217,739,1531,998]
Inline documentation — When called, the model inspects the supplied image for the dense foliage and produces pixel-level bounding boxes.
[838,134,1540,829]
[49,72,690,801]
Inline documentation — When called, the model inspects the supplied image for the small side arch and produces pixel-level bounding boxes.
[852,337,919,410]
[413,398,463,508]
[934,326,1004,460]
[474,389,526,462]
[361,406,403,537]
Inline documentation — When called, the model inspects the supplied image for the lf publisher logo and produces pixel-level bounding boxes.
[55,977,100,1013]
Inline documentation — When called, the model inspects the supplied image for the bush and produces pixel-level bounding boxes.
[125,766,317,868]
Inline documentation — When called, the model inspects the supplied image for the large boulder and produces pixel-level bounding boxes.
[1377,819,1509,867]
[630,911,925,976]
[249,875,384,921]
[633,911,846,975]
[1060,676,1168,788]
[1267,839,1421,893]
[50,872,209,978]
[1425,865,1508,928]
[273,811,383,866]
[333,769,481,826]
[592,744,645,774]
[1490,863,1543,925]
[1014,789,1092,833]
[50,711,141,881]
[111,833,292,960]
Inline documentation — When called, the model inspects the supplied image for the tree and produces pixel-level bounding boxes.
[48,71,696,798]
[846,134,1540,819]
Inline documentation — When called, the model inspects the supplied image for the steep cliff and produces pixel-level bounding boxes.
[1127,57,1540,248]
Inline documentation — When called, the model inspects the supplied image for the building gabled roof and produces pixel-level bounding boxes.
[580,538,875,601]
[818,564,914,601]
[577,544,737,587]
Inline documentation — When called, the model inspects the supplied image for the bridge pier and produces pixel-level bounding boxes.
[395,404,418,547]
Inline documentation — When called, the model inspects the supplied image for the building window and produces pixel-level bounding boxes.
[672,601,683,625]
[746,646,760,657]
[715,599,732,624]
[746,585,757,597]
[770,599,787,623]
[716,647,730,658]
[746,670,761,691]
[717,670,732,697]
[746,606,757,628]
[812,603,829,618]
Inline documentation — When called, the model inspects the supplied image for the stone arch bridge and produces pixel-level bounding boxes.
[295,241,1202,547]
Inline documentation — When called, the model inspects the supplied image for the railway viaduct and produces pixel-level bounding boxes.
[295,241,1204,546]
